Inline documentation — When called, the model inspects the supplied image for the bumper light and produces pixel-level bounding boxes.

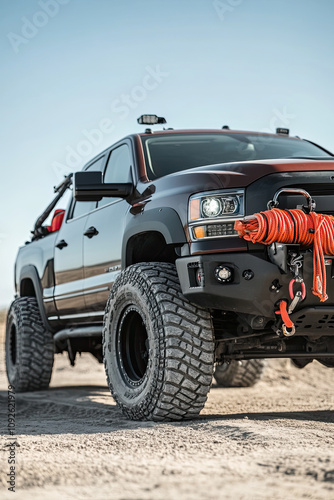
[215,265,233,283]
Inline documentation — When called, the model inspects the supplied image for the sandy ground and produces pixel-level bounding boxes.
[0,311,334,500]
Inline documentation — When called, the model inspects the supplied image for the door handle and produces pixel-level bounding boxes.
[56,239,68,249]
[84,226,99,238]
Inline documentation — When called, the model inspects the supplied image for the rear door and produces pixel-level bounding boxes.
[53,155,106,323]
[82,142,134,315]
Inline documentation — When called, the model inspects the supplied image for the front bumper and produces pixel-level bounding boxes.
[176,251,334,319]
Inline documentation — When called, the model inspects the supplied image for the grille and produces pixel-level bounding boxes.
[278,184,334,215]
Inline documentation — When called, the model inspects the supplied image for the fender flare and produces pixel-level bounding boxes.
[19,265,53,332]
[122,207,187,266]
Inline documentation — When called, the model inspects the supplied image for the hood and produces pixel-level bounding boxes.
[170,158,334,189]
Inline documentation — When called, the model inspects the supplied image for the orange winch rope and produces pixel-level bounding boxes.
[278,301,294,328]
[234,208,334,302]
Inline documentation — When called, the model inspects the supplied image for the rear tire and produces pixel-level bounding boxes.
[5,297,54,391]
[214,359,265,387]
[103,263,214,421]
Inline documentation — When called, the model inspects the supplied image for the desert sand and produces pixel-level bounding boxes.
[0,311,333,500]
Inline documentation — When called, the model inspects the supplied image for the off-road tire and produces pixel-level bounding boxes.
[5,297,54,391]
[103,263,214,421]
[214,359,265,387]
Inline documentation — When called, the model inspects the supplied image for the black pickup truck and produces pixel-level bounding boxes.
[6,115,334,421]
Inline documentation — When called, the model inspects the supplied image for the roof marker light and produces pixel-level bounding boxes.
[137,115,167,125]
[276,128,289,135]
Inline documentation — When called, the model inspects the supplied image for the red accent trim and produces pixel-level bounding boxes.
[50,209,65,232]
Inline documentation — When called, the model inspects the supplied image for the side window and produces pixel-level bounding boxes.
[98,144,132,207]
[70,155,105,219]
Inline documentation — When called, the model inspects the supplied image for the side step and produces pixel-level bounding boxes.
[53,325,102,342]
[53,326,103,365]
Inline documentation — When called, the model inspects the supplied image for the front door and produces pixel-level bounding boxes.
[83,142,133,314]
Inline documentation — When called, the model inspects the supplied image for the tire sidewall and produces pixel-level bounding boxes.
[5,303,22,388]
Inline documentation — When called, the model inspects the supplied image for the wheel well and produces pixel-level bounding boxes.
[126,231,178,267]
[20,278,36,297]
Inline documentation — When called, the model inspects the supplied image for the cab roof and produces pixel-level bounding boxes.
[136,128,302,140]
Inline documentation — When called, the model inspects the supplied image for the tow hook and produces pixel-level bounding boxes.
[275,253,307,337]
[282,323,296,337]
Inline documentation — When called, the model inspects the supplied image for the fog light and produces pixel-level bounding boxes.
[215,265,232,283]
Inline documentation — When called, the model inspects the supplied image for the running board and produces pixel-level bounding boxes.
[53,326,102,342]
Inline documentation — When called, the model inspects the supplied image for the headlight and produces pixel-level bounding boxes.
[189,190,244,221]
[202,197,222,217]
[188,189,244,239]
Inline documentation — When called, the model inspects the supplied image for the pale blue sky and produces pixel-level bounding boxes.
[0,0,333,307]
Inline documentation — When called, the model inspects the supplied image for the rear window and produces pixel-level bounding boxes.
[141,133,333,179]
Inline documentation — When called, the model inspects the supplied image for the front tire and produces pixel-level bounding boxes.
[5,297,54,391]
[103,263,214,421]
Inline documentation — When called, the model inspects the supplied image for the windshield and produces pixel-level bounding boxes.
[141,133,333,179]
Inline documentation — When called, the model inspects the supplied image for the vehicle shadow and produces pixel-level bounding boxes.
[0,385,158,435]
[199,409,334,424]
[0,385,332,436]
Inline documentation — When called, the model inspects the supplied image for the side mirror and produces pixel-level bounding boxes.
[73,171,133,202]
